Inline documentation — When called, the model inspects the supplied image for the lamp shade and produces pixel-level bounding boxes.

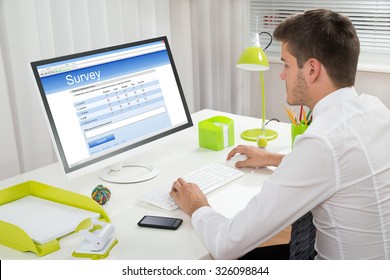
[236,47,269,71]
[236,33,269,71]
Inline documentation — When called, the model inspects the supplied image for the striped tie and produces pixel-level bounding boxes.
[289,211,317,260]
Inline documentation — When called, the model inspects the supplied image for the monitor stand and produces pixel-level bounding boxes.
[98,161,160,183]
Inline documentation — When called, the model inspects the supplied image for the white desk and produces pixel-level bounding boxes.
[0,109,291,260]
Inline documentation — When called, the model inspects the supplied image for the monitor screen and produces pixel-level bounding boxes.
[31,36,192,183]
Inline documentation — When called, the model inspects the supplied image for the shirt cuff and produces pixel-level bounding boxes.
[191,206,215,224]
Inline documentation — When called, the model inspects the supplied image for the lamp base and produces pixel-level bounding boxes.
[240,128,278,142]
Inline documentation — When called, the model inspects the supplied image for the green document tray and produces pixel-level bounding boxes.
[0,180,110,257]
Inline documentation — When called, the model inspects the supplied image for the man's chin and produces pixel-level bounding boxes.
[286,99,294,106]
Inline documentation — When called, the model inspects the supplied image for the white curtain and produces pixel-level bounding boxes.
[190,0,248,113]
[0,0,249,180]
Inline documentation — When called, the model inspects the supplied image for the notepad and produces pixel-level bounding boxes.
[0,196,100,244]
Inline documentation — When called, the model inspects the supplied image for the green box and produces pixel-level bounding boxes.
[198,116,234,151]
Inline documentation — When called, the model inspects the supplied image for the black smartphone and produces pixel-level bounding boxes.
[137,215,183,230]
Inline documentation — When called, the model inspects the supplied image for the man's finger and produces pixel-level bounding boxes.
[177,177,188,186]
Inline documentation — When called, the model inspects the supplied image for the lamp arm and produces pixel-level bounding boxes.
[260,71,266,133]
[258,32,272,51]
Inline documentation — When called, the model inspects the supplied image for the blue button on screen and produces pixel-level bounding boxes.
[88,134,115,148]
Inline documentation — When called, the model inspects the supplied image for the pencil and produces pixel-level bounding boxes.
[291,107,298,124]
[299,105,303,122]
[284,106,297,125]
[306,110,312,120]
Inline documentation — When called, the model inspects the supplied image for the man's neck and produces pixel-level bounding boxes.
[308,83,339,110]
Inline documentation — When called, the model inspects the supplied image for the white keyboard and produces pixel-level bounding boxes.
[140,163,244,211]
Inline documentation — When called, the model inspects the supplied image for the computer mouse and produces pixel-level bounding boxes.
[226,154,248,167]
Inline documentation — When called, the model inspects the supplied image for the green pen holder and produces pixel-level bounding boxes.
[198,116,234,151]
[291,122,308,147]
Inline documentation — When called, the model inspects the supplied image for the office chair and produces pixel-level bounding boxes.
[238,211,317,260]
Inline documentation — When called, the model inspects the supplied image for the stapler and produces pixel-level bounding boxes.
[72,218,118,259]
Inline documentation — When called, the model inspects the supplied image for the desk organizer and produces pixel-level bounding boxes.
[291,122,309,147]
[198,116,234,151]
[0,180,110,257]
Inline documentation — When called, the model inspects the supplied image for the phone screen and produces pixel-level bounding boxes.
[138,215,183,230]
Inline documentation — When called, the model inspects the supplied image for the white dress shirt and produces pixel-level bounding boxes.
[191,87,390,260]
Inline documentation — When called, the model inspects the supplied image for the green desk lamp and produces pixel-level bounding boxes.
[236,32,278,142]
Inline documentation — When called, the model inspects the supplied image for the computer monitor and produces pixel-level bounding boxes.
[31,36,193,183]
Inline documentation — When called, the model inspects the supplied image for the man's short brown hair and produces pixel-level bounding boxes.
[274,9,360,88]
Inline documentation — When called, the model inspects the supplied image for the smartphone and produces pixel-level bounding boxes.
[137,215,183,230]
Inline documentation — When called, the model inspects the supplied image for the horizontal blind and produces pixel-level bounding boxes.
[250,0,390,57]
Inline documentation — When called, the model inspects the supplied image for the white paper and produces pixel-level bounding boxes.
[0,196,100,244]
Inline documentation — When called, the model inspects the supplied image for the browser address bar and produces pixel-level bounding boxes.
[75,43,166,69]
[39,43,166,77]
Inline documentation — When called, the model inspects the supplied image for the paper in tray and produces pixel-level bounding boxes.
[0,180,110,256]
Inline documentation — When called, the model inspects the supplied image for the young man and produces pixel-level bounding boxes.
[170,9,390,259]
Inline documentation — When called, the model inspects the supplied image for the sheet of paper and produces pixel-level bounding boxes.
[0,196,100,244]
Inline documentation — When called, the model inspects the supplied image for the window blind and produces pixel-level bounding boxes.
[250,0,390,69]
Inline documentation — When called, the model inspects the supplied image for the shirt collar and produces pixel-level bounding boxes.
[312,87,358,119]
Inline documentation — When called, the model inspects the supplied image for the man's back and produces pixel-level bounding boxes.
[306,88,390,259]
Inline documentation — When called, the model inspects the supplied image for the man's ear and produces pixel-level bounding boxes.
[306,58,322,83]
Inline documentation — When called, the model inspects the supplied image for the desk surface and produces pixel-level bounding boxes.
[0,109,291,259]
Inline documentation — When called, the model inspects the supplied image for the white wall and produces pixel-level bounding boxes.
[355,70,390,108]
[248,61,390,123]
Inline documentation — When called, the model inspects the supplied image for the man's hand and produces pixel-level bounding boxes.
[169,178,210,216]
[226,145,284,168]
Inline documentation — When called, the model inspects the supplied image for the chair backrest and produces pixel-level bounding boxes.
[289,211,317,260]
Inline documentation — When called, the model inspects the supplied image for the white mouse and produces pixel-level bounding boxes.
[226,154,248,167]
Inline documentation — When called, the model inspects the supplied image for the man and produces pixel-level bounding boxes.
[170,9,390,259]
